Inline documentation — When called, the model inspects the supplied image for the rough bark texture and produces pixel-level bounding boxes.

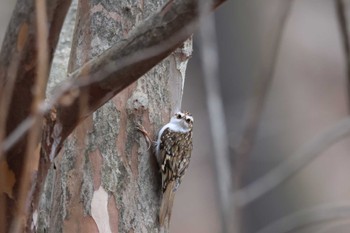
[37,0,192,232]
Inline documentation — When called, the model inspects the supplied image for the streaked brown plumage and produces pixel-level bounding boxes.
[156,111,193,227]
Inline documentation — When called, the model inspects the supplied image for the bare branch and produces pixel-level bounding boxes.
[315,219,350,233]
[9,0,50,231]
[235,117,350,206]
[257,203,350,233]
[335,0,350,110]
[197,2,235,232]
[233,1,293,181]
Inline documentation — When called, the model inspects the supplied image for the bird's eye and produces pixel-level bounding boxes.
[176,114,182,119]
[186,118,191,123]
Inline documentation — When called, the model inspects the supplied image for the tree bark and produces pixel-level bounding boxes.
[38,0,192,232]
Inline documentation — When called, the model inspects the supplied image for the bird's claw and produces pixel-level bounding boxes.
[136,123,153,150]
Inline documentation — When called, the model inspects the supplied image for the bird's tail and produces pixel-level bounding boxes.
[159,181,176,227]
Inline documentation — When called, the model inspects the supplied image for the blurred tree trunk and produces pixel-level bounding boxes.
[0,0,72,232]
[37,0,192,232]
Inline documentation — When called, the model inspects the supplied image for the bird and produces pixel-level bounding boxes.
[155,111,194,227]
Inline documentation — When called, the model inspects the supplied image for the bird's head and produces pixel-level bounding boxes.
[170,111,194,131]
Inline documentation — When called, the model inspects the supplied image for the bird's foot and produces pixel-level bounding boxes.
[136,123,153,150]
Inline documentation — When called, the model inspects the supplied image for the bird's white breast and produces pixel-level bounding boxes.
[155,122,190,164]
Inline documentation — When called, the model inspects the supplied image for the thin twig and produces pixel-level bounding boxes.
[335,0,350,110]
[256,203,350,233]
[0,27,22,233]
[9,0,49,231]
[233,0,293,182]
[198,2,235,233]
[315,219,350,233]
[0,52,21,154]
[235,117,350,206]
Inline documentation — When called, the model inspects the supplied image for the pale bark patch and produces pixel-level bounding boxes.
[91,186,111,233]
[30,209,38,231]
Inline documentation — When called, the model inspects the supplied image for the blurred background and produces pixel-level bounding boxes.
[180,0,350,232]
[2,0,350,232]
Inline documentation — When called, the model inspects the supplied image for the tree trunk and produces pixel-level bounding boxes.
[37,0,192,232]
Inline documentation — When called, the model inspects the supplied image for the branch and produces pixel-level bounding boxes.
[235,117,350,206]
[315,220,350,233]
[335,0,350,111]
[257,203,350,233]
[197,3,235,232]
[233,1,293,181]
[9,0,50,231]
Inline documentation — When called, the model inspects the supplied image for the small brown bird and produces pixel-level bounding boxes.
[156,111,194,227]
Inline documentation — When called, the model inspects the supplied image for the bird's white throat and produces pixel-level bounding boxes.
[166,122,190,133]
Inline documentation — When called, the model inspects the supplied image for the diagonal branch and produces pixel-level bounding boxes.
[257,203,350,233]
[235,117,350,206]
[233,1,293,182]
[335,0,350,111]
[197,2,235,232]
